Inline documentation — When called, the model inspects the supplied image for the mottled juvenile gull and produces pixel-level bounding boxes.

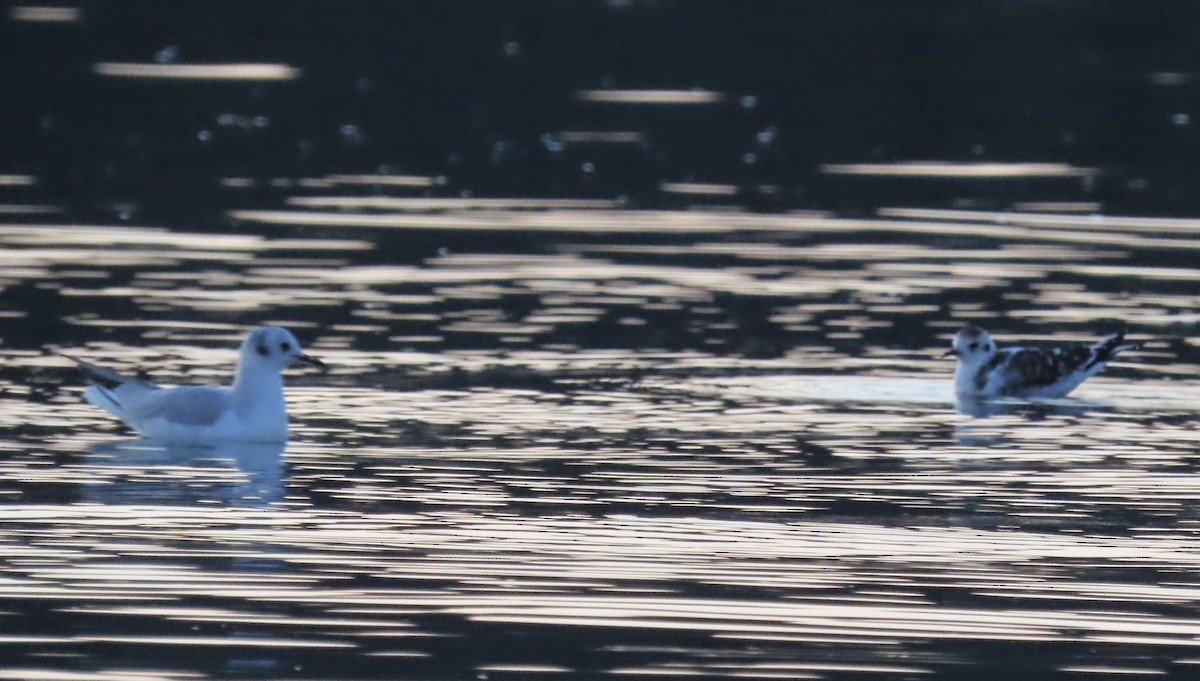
[944,326,1137,398]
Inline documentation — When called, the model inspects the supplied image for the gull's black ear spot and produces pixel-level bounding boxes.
[968,342,978,351]
[256,342,269,357]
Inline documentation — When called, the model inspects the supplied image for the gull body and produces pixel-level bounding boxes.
[72,326,325,444]
[945,326,1137,398]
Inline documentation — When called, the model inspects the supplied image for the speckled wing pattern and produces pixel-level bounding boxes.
[974,332,1131,396]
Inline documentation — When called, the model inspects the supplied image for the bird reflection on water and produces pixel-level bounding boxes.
[953,393,1100,419]
[83,439,285,506]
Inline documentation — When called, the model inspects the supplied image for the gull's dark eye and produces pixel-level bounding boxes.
[968,342,978,351]
[280,341,292,352]
[255,343,269,357]
[983,344,991,352]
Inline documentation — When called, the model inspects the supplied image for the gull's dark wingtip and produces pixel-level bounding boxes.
[1094,329,1139,362]
[57,353,130,390]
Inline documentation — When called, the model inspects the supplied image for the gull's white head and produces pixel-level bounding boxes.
[238,326,326,374]
[944,326,996,366]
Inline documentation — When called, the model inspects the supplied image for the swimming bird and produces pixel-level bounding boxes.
[944,326,1137,398]
[70,326,326,443]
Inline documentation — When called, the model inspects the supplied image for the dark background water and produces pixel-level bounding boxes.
[3,1,1200,222]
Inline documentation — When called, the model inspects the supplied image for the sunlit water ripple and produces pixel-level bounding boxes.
[1,206,1199,679]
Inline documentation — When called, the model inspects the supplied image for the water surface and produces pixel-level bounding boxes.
[1,203,1198,679]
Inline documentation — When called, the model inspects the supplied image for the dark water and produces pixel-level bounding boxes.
[5,1,1200,219]
[2,3,1200,680]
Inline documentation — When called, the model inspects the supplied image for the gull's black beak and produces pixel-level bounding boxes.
[941,349,959,359]
[293,353,328,372]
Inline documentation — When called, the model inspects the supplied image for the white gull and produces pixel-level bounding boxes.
[70,326,326,443]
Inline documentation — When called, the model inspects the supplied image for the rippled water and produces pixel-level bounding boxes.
[1,200,1199,679]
